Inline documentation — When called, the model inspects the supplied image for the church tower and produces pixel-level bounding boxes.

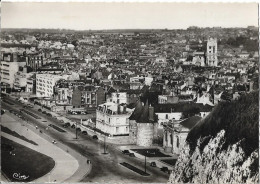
[206,38,218,67]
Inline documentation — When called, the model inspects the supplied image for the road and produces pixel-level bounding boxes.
[1,114,79,183]
[2,95,169,183]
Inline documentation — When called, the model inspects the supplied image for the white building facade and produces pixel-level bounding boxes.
[36,74,68,97]
[0,61,26,88]
[96,102,132,136]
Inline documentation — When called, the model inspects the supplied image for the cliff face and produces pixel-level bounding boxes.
[169,91,259,184]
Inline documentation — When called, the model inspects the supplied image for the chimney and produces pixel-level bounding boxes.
[23,66,27,73]
[123,105,126,114]
[149,105,154,121]
[249,81,254,92]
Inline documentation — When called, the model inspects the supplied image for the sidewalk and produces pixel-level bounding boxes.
[1,113,89,183]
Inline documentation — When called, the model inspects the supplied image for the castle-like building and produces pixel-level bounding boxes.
[129,100,158,147]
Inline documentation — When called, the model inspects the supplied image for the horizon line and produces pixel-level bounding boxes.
[2,26,258,31]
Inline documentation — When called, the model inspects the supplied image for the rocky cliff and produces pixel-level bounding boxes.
[169,91,259,184]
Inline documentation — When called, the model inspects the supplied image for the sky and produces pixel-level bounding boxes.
[1,2,259,30]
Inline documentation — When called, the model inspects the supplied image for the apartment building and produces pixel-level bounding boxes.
[36,74,68,97]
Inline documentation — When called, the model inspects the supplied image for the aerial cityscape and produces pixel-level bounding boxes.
[1,2,259,184]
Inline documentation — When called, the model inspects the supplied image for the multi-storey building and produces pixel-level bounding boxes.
[13,69,34,91]
[163,116,201,154]
[96,102,132,136]
[110,92,128,104]
[71,85,105,110]
[0,53,26,91]
[26,74,36,94]
[106,90,141,105]
[26,53,44,71]
[36,74,68,97]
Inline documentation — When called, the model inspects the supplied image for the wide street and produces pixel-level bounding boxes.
[2,95,169,183]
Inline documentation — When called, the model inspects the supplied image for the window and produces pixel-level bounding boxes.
[166,114,168,119]
[116,127,119,133]
[176,136,179,148]
[126,126,128,132]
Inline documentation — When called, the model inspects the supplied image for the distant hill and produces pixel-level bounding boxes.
[169,91,259,184]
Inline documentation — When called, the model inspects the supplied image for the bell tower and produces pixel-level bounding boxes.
[206,38,218,67]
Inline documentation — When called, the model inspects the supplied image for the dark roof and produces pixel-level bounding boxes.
[136,100,149,123]
[129,100,144,120]
[154,102,213,113]
[126,103,136,109]
[120,89,143,95]
[77,85,96,91]
[180,116,202,130]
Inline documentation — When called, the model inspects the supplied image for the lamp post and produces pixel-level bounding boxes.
[145,154,147,173]
[103,135,106,154]
[144,151,148,173]
[75,122,78,139]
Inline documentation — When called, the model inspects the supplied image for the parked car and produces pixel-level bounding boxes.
[46,113,52,117]
[129,153,135,157]
[38,109,42,112]
[160,167,169,173]
[82,131,88,135]
[92,135,98,140]
[52,140,57,144]
[122,150,130,155]
[150,162,157,167]
[27,104,33,108]
[62,123,69,128]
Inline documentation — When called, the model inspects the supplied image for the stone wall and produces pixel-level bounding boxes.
[136,123,154,147]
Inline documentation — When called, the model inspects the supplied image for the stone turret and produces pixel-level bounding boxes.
[135,100,158,147]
